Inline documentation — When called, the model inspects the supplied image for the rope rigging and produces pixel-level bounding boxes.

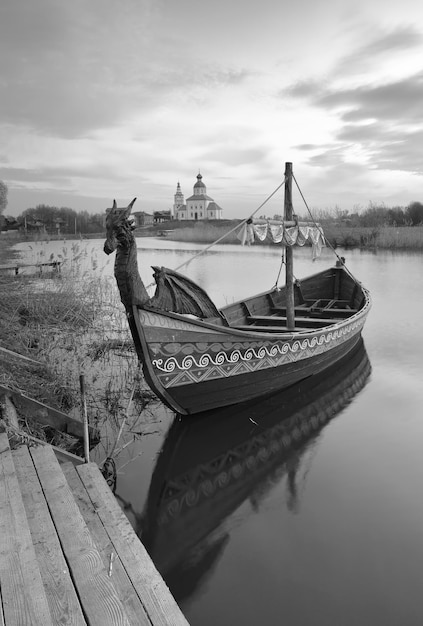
[144,167,360,293]
[292,173,361,284]
[145,175,287,291]
[173,175,287,272]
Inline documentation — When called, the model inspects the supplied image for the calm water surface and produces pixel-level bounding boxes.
[15,239,423,625]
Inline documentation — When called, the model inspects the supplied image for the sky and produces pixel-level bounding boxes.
[1,0,423,219]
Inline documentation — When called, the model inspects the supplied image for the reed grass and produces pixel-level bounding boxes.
[167,222,423,250]
[169,222,243,244]
[373,225,423,249]
[321,224,423,249]
[0,238,160,461]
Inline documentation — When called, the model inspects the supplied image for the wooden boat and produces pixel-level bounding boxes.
[104,163,371,415]
[141,339,371,591]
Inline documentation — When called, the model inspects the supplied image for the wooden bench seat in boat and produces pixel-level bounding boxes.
[247,315,335,328]
[271,306,357,318]
[232,325,313,333]
[271,297,358,316]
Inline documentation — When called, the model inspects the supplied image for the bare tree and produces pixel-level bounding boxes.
[0,180,8,215]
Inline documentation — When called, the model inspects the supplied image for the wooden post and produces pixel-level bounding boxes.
[79,374,90,463]
[284,162,295,330]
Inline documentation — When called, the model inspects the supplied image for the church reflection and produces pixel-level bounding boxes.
[132,339,371,603]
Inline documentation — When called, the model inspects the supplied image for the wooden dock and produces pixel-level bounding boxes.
[0,261,61,275]
[0,431,189,625]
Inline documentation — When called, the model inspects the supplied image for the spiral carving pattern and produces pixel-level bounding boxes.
[152,317,364,374]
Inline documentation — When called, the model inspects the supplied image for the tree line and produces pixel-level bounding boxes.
[0,180,105,234]
[2,202,106,235]
[312,201,423,227]
[2,178,423,232]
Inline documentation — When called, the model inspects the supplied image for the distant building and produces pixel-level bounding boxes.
[132,211,154,227]
[174,173,223,221]
[53,217,66,235]
[173,182,185,217]
[153,210,172,223]
[23,218,46,234]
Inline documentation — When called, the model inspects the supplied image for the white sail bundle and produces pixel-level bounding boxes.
[237,219,325,259]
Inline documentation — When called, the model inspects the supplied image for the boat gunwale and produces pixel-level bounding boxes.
[129,265,371,414]
[137,275,372,340]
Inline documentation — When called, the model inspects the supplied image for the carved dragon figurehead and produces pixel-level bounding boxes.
[103,198,220,319]
[104,198,137,256]
[103,198,150,310]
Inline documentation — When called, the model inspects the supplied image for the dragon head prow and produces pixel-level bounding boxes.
[103,198,137,254]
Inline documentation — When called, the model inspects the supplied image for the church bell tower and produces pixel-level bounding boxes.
[173,182,185,217]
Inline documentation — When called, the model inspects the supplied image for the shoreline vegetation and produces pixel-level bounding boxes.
[2,220,423,250]
[0,237,158,461]
[159,221,423,250]
[155,221,423,250]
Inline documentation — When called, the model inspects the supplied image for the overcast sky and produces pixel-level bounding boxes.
[1,0,423,218]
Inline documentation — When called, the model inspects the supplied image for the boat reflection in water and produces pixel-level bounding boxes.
[142,338,371,603]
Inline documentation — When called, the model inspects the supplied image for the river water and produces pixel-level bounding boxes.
[13,238,423,625]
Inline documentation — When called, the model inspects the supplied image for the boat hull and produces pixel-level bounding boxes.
[130,267,370,414]
[168,333,362,413]
[142,339,372,582]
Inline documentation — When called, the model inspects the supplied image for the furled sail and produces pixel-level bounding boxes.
[237,219,325,259]
[148,266,220,318]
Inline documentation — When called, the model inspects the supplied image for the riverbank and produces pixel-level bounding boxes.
[4,221,423,250]
[160,221,423,250]
[0,237,156,459]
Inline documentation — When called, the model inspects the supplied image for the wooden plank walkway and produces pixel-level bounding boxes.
[0,432,189,626]
[0,261,61,275]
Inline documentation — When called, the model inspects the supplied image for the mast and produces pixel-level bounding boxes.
[284,162,295,330]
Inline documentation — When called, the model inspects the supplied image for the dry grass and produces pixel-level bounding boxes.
[0,237,160,461]
[168,221,423,250]
[374,225,423,249]
[169,222,242,244]
[321,224,423,249]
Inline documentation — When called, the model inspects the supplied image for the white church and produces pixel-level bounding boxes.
[173,173,223,221]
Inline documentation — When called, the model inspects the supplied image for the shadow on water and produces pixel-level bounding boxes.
[132,339,371,604]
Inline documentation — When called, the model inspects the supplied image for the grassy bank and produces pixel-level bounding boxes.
[322,224,423,249]
[157,221,423,250]
[164,221,242,244]
[0,238,159,459]
[5,220,423,250]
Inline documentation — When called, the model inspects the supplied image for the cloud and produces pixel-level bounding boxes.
[339,25,423,70]
[294,121,423,177]
[0,166,71,185]
[0,0,176,137]
[283,26,423,125]
[284,28,423,177]
[317,73,423,124]
[284,70,423,126]
[199,146,269,168]
[0,1,141,136]
[339,124,423,173]
[0,0,253,139]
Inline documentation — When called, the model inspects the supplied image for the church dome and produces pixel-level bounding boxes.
[194,173,205,188]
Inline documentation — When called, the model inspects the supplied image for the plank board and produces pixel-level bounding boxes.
[77,463,189,626]
[8,428,85,466]
[0,384,99,442]
[233,324,313,332]
[12,445,87,626]
[62,462,151,626]
[0,434,54,626]
[248,315,337,326]
[29,444,132,626]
